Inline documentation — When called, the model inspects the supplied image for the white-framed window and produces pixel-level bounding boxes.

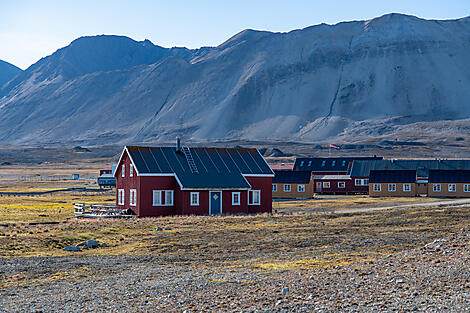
[118,189,124,205]
[373,184,381,192]
[284,184,291,192]
[322,182,330,188]
[355,179,369,186]
[338,182,345,188]
[388,184,396,192]
[464,184,470,192]
[152,190,162,206]
[403,184,411,192]
[153,190,174,206]
[190,192,199,206]
[129,164,133,177]
[165,190,174,205]
[129,189,136,206]
[433,184,441,192]
[272,184,277,192]
[448,184,456,192]
[232,192,240,205]
[121,164,125,177]
[249,190,261,205]
[297,184,305,192]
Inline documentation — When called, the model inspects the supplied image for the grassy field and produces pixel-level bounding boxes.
[1,177,469,275]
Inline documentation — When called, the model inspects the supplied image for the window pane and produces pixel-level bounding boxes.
[165,191,173,205]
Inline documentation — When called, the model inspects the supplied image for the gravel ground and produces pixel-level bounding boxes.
[1,230,469,312]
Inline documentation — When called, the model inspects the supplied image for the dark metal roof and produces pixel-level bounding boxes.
[293,156,383,172]
[350,159,470,177]
[369,170,417,183]
[273,170,311,184]
[124,146,273,189]
[428,170,470,183]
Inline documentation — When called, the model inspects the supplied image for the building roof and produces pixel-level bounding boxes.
[119,146,273,190]
[293,156,382,172]
[273,170,311,184]
[350,159,470,178]
[428,170,470,183]
[369,170,417,183]
[313,175,351,180]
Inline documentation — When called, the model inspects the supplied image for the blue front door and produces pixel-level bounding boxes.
[210,191,221,215]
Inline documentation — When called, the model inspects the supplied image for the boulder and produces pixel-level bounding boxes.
[63,246,80,252]
[86,239,100,248]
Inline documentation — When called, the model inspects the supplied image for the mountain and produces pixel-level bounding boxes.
[0,60,22,88]
[0,14,470,146]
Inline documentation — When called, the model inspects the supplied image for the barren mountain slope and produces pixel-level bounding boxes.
[0,14,469,145]
[0,59,22,88]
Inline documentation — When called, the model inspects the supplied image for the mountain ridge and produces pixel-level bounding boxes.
[1,13,470,146]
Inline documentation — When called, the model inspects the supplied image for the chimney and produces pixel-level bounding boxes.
[176,137,181,153]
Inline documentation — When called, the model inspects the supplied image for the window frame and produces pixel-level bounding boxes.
[448,184,456,192]
[232,192,241,205]
[118,189,124,205]
[464,184,470,192]
[283,184,291,192]
[129,189,137,206]
[152,190,162,206]
[373,184,381,192]
[403,183,411,192]
[388,183,396,192]
[433,184,441,192]
[165,190,174,206]
[190,192,199,206]
[338,181,346,188]
[121,164,125,177]
[272,184,277,192]
[297,184,305,192]
[249,190,261,205]
[129,164,133,177]
[322,182,330,189]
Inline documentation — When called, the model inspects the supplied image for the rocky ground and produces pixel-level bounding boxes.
[1,229,469,312]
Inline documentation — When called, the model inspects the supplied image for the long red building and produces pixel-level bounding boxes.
[114,144,274,217]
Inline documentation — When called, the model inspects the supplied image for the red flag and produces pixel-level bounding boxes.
[329,144,339,149]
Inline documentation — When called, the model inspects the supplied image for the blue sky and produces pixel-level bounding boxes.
[0,0,468,69]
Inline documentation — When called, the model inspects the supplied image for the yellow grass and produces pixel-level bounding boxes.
[1,176,470,278]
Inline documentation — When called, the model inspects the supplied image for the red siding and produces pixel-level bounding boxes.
[139,176,179,217]
[313,178,353,194]
[349,176,370,194]
[115,150,272,217]
[115,151,140,214]
[245,176,272,213]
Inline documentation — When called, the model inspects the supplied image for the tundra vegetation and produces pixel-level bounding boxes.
[1,162,469,311]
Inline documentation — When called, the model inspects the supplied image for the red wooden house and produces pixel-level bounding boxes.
[114,144,274,217]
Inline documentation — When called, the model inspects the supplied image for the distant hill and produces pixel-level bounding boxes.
[0,14,470,146]
[0,59,22,88]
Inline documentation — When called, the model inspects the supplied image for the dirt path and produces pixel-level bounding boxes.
[329,198,470,214]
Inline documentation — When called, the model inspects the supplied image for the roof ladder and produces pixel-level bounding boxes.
[182,146,199,173]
